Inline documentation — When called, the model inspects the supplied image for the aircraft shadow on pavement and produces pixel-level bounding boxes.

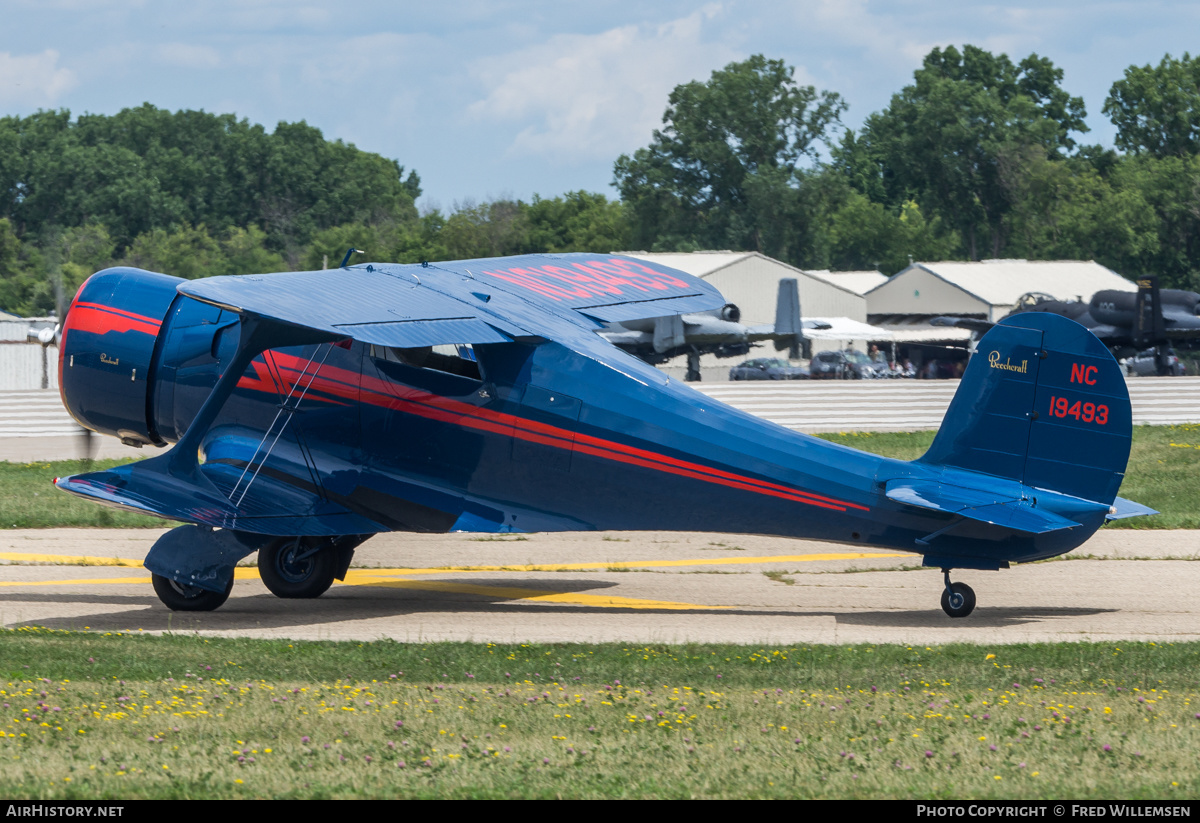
[0,576,1117,634]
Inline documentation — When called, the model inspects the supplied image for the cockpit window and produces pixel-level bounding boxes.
[369,344,482,380]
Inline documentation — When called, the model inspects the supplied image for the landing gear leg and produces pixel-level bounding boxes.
[685,352,702,382]
[940,569,976,618]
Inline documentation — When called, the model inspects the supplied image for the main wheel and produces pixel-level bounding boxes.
[940,582,976,618]
[152,573,234,612]
[258,537,337,599]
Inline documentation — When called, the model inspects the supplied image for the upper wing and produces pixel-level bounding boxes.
[438,253,725,323]
[180,253,726,348]
[180,266,525,348]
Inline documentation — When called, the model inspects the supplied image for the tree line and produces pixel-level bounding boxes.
[2,47,1200,316]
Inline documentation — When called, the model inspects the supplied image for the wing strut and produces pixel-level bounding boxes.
[157,313,343,511]
[227,341,337,507]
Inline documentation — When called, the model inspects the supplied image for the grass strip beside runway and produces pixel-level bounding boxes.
[1,631,1198,799]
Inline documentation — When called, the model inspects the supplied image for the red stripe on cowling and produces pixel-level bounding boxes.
[63,304,161,337]
[73,302,163,330]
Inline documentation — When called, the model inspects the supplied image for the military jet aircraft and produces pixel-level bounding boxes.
[53,253,1153,618]
[934,277,1200,375]
[599,278,829,381]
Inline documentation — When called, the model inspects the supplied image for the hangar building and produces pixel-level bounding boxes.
[621,251,868,324]
[865,259,1136,322]
[863,259,1137,378]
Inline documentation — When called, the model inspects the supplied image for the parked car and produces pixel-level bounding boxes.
[808,349,888,379]
[1126,347,1187,376]
[728,357,810,381]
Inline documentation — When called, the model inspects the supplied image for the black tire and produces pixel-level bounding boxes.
[940,582,976,618]
[152,573,233,612]
[258,537,337,599]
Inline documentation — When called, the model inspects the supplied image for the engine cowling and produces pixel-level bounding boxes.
[59,268,184,446]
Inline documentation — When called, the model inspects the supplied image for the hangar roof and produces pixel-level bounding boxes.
[806,269,888,296]
[867,260,1135,308]
[620,251,863,299]
[618,251,751,277]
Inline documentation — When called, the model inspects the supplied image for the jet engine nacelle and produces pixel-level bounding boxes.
[59,268,183,446]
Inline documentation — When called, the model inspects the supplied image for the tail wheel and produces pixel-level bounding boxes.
[258,537,337,599]
[152,573,233,612]
[941,581,976,618]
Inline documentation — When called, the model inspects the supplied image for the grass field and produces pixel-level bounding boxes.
[1,632,1198,799]
[3,424,1196,529]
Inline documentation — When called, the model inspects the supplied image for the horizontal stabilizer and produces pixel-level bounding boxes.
[885,479,1081,534]
[1106,496,1159,521]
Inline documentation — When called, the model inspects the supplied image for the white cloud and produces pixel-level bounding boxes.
[0,50,77,107]
[466,5,738,163]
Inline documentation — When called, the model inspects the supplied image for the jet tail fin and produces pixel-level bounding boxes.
[919,312,1138,509]
[1133,276,1165,347]
[772,278,803,357]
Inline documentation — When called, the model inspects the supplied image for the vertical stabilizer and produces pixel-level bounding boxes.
[773,278,802,357]
[1133,276,1165,347]
[920,312,1132,505]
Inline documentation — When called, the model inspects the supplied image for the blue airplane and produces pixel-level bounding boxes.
[53,253,1154,617]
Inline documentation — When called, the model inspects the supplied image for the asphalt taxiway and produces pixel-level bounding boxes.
[1,528,1196,645]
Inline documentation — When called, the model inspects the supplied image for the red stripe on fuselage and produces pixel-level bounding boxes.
[255,350,867,513]
[234,351,348,405]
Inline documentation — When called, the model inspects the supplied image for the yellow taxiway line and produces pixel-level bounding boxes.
[0,551,909,611]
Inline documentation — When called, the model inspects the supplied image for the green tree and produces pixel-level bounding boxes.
[1108,154,1200,289]
[440,200,531,260]
[839,45,1087,260]
[614,55,845,259]
[0,105,423,261]
[121,224,228,280]
[386,210,449,264]
[826,194,958,274]
[0,217,53,315]
[992,149,1158,274]
[220,225,287,274]
[299,223,381,271]
[526,191,629,252]
[1105,53,1200,158]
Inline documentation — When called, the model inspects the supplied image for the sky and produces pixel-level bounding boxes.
[3,0,1199,211]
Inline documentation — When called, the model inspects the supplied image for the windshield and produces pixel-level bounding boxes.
[843,350,871,364]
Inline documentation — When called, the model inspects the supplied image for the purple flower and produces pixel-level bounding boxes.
[1103,744,1112,752]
